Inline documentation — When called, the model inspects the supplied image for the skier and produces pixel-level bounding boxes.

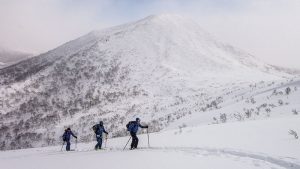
[62,128,77,151]
[126,118,148,150]
[92,121,108,150]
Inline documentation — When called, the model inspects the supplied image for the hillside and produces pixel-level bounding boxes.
[0,14,298,150]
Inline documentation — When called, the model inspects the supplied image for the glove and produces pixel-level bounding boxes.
[146,126,149,128]
[75,136,78,139]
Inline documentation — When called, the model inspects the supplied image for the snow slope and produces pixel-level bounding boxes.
[1,116,299,169]
[0,47,32,69]
[0,14,299,150]
[168,78,300,129]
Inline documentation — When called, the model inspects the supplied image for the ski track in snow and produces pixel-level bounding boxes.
[111,147,299,169]
[14,146,298,169]
[129,147,298,169]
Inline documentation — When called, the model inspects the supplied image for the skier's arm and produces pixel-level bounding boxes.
[71,131,77,139]
[103,127,108,135]
[139,124,148,128]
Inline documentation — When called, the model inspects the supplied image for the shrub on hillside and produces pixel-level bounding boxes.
[292,109,298,115]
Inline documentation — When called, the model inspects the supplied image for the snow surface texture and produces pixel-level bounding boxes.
[1,116,299,169]
[0,14,299,150]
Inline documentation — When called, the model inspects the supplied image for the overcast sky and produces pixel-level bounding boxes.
[0,0,299,69]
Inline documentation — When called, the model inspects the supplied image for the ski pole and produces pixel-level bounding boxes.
[147,128,150,148]
[123,137,131,150]
[60,141,65,151]
[105,134,108,148]
[75,138,77,149]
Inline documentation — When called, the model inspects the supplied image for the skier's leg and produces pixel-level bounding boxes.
[99,137,103,149]
[95,136,100,150]
[135,136,139,148]
[131,132,138,149]
[130,132,135,149]
[95,139,99,150]
[66,141,71,151]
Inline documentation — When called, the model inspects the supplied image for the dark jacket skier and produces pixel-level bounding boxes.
[92,121,108,150]
[126,118,148,150]
[62,128,77,151]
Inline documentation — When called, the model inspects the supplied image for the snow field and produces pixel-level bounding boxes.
[1,115,299,169]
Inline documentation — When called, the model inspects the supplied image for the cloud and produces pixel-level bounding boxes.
[190,0,300,69]
[0,0,299,68]
[0,0,107,53]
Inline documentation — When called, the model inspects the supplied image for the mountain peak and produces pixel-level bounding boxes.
[143,14,188,21]
[135,14,198,28]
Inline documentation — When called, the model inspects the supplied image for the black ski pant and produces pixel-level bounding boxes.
[66,140,71,151]
[130,132,138,149]
[95,135,103,149]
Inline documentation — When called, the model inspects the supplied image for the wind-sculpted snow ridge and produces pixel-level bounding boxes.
[0,14,298,150]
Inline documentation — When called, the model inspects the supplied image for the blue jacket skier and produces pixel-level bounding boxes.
[62,128,77,151]
[126,118,148,150]
[92,121,108,150]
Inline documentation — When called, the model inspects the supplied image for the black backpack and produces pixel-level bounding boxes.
[92,125,98,134]
[62,131,67,141]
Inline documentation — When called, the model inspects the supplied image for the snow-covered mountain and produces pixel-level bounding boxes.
[0,14,299,150]
[0,47,32,69]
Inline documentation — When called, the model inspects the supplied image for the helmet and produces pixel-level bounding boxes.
[99,121,103,125]
[136,118,140,122]
[67,128,71,131]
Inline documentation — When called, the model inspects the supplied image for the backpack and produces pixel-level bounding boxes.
[62,132,67,141]
[126,121,135,132]
[92,125,98,134]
